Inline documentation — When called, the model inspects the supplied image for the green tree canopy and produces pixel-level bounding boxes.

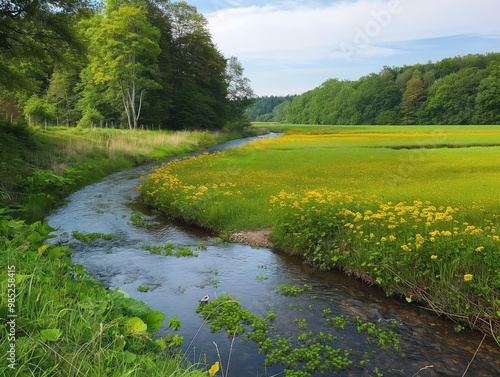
[225,56,255,130]
[255,52,500,125]
[168,1,228,130]
[0,0,92,93]
[82,3,161,129]
[423,67,487,124]
[473,62,500,124]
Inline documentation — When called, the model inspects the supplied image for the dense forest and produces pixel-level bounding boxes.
[250,53,500,125]
[0,0,254,130]
[248,95,296,122]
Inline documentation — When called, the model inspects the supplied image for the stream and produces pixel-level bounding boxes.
[46,135,500,377]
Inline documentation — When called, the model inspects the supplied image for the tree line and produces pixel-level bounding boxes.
[249,95,296,122]
[250,53,500,125]
[0,0,254,130]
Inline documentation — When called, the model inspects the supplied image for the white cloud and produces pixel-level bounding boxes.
[208,0,500,63]
[205,0,500,95]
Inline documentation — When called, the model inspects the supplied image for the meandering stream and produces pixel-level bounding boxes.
[47,135,500,376]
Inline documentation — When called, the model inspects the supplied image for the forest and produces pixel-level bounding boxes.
[250,53,500,125]
[0,0,254,131]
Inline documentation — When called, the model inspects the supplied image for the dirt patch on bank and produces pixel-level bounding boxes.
[229,227,275,249]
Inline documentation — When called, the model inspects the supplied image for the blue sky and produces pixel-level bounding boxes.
[190,0,500,96]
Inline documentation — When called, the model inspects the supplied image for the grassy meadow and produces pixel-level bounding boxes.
[138,125,500,340]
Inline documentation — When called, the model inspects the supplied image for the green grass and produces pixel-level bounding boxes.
[0,213,209,376]
[0,121,242,222]
[139,125,500,341]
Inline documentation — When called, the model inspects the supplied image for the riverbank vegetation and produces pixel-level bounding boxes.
[0,122,242,376]
[0,213,210,376]
[249,53,500,125]
[0,120,239,222]
[197,294,401,376]
[138,125,500,343]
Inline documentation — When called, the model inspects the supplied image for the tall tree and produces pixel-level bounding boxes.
[0,0,92,93]
[225,56,254,130]
[473,62,500,124]
[140,0,174,128]
[83,3,161,129]
[423,67,487,124]
[168,2,228,130]
[400,75,426,125]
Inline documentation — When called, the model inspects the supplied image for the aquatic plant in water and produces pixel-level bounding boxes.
[196,295,403,376]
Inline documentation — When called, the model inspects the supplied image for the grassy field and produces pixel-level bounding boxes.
[138,125,500,341]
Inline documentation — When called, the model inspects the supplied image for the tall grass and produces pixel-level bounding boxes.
[138,126,500,341]
[0,123,239,222]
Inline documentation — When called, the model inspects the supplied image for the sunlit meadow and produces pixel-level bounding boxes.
[138,126,500,340]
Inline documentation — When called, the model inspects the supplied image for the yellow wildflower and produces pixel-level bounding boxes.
[401,244,411,252]
[208,361,220,377]
[415,234,425,244]
[431,255,438,260]
[463,274,473,282]
[474,246,484,252]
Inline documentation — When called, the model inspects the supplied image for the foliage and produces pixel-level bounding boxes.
[130,212,150,227]
[0,0,92,93]
[197,294,402,376]
[139,127,500,340]
[0,124,239,222]
[0,212,204,376]
[72,230,114,242]
[421,67,487,124]
[249,53,500,125]
[141,242,198,258]
[275,284,313,297]
[82,3,161,129]
[1,0,254,131]
[249,95,297,122]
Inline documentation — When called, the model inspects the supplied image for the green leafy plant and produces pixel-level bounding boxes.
[275,283,313,296]
[72,230,114,242]
[0,213,205,377]
[196,294,404,377]
[196,241,207,250]
[141,242,198,258]
[130,212,149,226]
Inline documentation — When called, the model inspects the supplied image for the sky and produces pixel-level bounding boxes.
[189,0,500,96]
